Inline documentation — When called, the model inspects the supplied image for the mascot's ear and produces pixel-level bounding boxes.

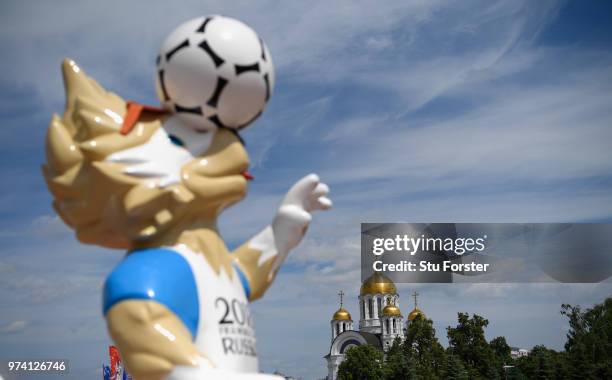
[55,60,161,160]
[43,60,161,247]
[60,59,126,137]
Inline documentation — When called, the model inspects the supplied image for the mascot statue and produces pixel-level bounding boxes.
[42,16,331,380]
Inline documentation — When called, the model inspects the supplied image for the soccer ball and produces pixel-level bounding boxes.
[155,16,275,131]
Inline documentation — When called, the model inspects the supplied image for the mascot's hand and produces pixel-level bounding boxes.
[272,174,332,253]
[243,174,331,287]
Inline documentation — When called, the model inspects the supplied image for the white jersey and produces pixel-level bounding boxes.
[104,245,281,379]
[172,244,258,371]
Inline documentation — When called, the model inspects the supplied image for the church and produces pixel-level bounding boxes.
[324,273,425,380]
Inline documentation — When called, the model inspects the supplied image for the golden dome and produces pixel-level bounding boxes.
[332,307,352,321]
[382,304,402,317]
[360,273,397,296]
[407,308,425,321]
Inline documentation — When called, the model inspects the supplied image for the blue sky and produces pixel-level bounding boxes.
[1,1,611,379]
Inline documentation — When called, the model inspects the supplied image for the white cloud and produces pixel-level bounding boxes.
[0,214,72,239]
[30,215,71,237]
[0,1,558,110]
[0,261,14,274]
[317,51,612,207]
[0,320,28,334]
[0,0,442,108]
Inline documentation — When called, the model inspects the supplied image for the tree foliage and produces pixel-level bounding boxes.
[446,312,497,379]
[403,315,446,378]
[337,344,384,380]
[513,345,568,380]
[443,354,469,380]
[383,337,417,380]
[335,297,611,380]
[560,297,612,379]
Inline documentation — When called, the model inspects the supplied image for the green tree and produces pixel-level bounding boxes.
[504,365,526,380]
[446,312,497,379]
[490,336,511,363]
[403,315,446,379]
[561,297,612,379]
[515,345,555,380]
[443,354,469,380]
[337,344,384,380]
[490,336,512,378]
[384,337,417,380]
[513,345,569,380]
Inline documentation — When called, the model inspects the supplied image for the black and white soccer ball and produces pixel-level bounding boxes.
[155,16,274,131]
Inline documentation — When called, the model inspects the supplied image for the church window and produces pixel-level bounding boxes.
[368,298,373,318]
[377,297,382,315]
[386,319,390,334]
[336,324,339,336]
[393,318,396,333]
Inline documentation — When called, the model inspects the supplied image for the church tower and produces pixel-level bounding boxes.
[358,273,399,334]
[325,276,431,379]
[406,291,426,327]
[331,291,353,342]
[381,300,404,350]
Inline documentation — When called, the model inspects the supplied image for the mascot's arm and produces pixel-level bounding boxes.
[233,174,332,301]
[106,300,211,380]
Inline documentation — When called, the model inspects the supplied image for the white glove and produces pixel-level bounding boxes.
[272,173,332,254]
[249,174,332,276]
